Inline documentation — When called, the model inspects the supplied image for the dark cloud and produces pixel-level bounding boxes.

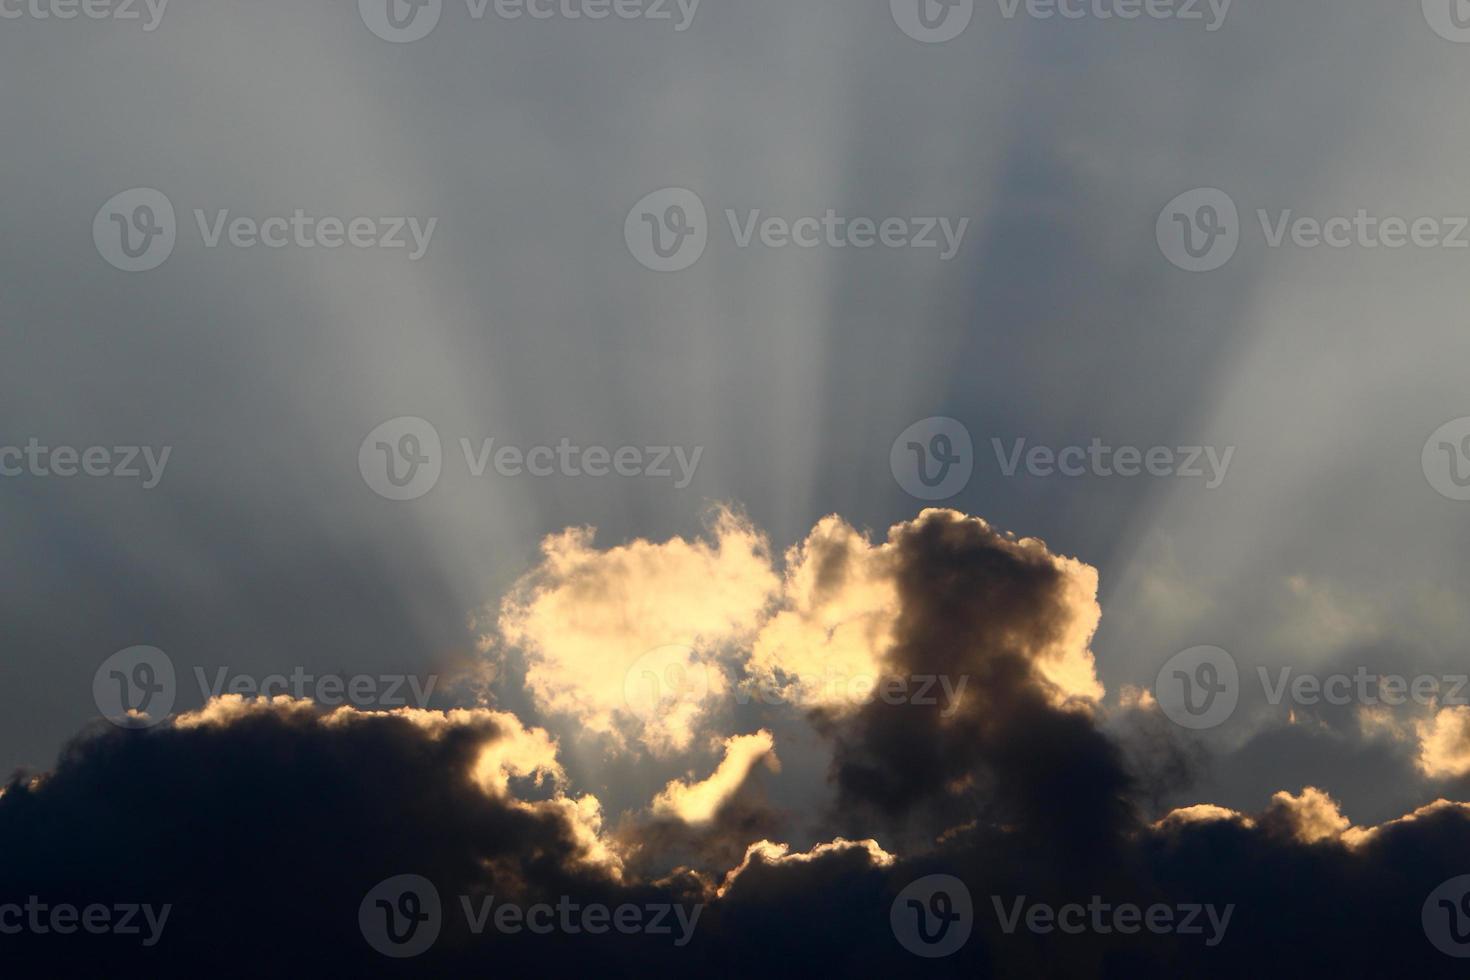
[8,702,1469,976]
[825,512,1134,860]
[4,511,1470,976]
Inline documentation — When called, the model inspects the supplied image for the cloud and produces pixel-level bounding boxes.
[8,508,1470,975]
[652,730,779,826]
[490,507,779,754]
[716,837,896,897]
[1260,787,1352,844]
[1417,706,1470,780]
[745,516,901,712]
[812,510,1120,855]
[747,511,1103,713]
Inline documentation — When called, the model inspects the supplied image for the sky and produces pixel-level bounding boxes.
[4,0,1470,974]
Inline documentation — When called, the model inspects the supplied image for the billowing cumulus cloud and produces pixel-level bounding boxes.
[745,516,902,711]
[1259,786,1353,844]
[491,507,779,754]
[6,508,1470,976]
[747,511,1103,713]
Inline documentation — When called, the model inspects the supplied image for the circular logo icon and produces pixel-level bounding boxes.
[891,0,974,43]
[93,646,176,728]
[891,417,973,501]
[1157,188,1239,273]
[1423,418,1470,501]
[1155,645,1239,730]
[94,188,176,273]
[891,874,972,958]
[1424,875,1470,957]
[360,874,441,958]
[360,417,442,501]
[359,0,441,43]
[1424,0,1470,42]
[625,188,708,272]
[623,645,710,723]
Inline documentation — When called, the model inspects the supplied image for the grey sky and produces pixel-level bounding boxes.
[2,0,1469,832]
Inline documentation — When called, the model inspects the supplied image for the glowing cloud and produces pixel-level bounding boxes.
[492,507,780,754]
[1415,706,1470,779]
[651,730,780,825]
